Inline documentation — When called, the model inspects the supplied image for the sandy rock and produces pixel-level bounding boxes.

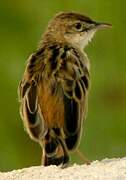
[1,157,126,180]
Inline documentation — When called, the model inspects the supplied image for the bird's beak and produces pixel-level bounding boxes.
[94,22,112,29]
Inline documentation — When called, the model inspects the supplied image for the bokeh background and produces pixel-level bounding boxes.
[0,0,126,171]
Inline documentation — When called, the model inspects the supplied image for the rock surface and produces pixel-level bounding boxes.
[1,158,126,180]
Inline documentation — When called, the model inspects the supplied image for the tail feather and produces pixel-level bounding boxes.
[42,137,69,166]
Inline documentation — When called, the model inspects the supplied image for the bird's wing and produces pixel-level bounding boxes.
[18,51,47,141]
[57,46,90,151]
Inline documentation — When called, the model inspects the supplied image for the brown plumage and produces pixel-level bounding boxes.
[18,11,111,167]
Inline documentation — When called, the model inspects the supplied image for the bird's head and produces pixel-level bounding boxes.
[44,11,111,49]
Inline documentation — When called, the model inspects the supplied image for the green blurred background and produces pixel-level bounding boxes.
[0,0,126,171]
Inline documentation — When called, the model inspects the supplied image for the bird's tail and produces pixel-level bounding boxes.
[42,136,69,167]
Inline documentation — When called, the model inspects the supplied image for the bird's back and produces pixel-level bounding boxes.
[18,41,90,166]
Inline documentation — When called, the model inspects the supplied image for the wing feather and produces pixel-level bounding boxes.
[18,51,47,141]
[59,47,90,151]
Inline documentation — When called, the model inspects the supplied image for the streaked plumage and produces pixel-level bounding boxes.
[18,11,111,166]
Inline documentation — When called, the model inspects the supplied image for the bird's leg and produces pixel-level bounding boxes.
[76,149,91,165]
[41,147,48,166]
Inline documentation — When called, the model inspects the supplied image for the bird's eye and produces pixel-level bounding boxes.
[74,22,83,31]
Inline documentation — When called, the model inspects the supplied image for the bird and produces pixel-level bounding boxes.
[18,11,111,167]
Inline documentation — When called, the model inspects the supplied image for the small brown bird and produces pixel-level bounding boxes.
[18,11,111,167]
